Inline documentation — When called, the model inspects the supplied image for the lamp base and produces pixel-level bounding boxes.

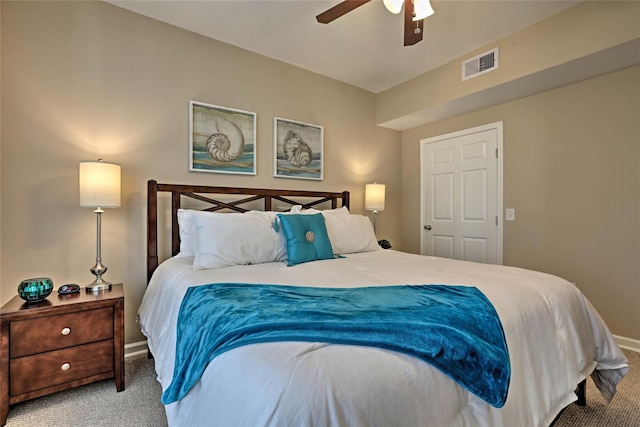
[86,277,112,293]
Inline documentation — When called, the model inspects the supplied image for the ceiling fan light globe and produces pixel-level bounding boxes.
[412,0,435,21]
[383,0,404,14]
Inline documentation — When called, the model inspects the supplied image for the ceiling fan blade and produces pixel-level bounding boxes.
[404,0,424,46]
[316,0,371,24]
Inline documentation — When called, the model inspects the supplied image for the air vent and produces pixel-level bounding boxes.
[462,48,499,81]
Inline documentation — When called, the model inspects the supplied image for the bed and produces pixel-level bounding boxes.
[140,180,629,427]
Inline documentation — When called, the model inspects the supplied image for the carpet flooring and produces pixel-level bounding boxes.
[5,355,167,427]
[4,349,638,426]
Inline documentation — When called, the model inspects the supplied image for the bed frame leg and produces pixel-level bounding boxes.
[575,379,586,406]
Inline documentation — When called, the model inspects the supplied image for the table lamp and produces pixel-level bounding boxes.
[79,159,121,292]
[365,182,385,235]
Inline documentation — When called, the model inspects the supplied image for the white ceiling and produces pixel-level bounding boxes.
[106,0,581,94]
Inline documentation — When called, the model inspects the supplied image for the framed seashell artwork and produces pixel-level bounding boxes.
[273,117,323,180]
[190,101,257,175]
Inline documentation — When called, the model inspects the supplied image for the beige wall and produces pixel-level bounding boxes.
[377,1,640,130]
[400,66,640,340]
[0,2,3,287]
[0,1,401,344]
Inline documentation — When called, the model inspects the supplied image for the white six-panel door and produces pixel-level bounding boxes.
[420,122,503,264]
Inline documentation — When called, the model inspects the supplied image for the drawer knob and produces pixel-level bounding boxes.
[61,362,71,371]
[61,327,71,336]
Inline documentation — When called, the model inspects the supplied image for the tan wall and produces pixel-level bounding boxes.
[0,1,401,344]
[0,2,3,287]
[377,1,640,129]
[400,66,640,340]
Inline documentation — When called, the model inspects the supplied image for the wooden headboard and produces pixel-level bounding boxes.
[147,180,350,282]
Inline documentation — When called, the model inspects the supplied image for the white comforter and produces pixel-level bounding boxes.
[139,250,628,427]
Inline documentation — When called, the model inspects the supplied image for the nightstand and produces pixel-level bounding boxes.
[0,284,124,426]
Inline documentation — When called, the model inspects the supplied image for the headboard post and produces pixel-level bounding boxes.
[341,191,350,209]
[147,180,159,283]
[171,193,181,257]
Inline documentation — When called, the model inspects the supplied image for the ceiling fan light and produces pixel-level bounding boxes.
[383,0,404,14]
[412,0,435,21]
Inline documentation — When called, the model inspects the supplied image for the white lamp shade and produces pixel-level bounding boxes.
[383,0,404,14]
[413,0,435,21]
[79,160,121,208]
[365,183,386,212]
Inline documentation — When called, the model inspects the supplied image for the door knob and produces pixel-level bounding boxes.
[424,225,432,230]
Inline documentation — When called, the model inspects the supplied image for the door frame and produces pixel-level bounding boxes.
[419,121,504,264]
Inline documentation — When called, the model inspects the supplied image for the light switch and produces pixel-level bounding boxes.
[506,208,515,221]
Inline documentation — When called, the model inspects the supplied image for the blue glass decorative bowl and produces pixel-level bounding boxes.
[18,277,54,303]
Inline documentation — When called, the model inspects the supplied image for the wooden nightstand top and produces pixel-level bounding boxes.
[1,284,124,320]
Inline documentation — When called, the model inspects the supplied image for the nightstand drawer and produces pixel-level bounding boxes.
[10,340,114,396]
[10,307,113,358]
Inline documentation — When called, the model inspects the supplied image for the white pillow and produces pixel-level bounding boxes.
[324,214,380,254]
[177,209,292,260]
[290,205,350,215]
[191,210,284,269]
[176,209,196,257]
[247,211,288,262]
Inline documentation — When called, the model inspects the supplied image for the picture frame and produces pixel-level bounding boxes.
[273,117,323,180]
[190,100,257,175]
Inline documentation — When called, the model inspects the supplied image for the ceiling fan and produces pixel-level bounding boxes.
[316,0,435,46]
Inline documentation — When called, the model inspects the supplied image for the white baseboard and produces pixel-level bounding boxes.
[614,335,640,353]
[125,340,149,359]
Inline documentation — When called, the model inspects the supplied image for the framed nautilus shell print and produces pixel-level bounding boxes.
[273,117,323,180]
[190,101,257,175]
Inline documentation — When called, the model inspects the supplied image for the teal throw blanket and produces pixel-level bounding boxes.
[162,283,510,407]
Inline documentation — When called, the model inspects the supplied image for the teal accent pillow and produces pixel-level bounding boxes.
[276,213,334,266]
